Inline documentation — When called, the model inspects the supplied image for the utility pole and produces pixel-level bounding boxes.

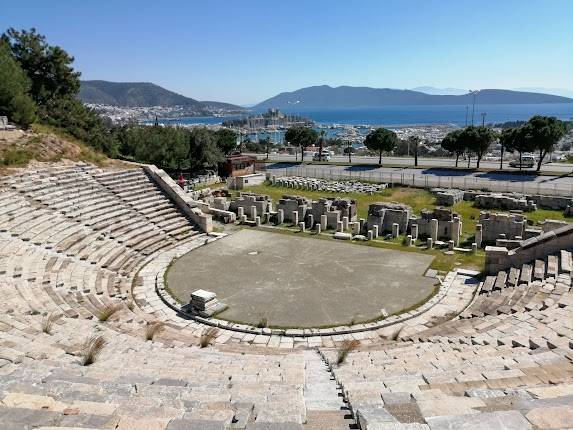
[470,90,478,126]
[481,112,486,127]
[465,106,468,127]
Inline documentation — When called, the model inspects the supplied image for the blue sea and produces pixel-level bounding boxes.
[165,103,573,127]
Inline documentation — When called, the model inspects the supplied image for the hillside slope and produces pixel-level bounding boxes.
[255,85,573,109]
[80,80,246,112]
[0,125,129,174]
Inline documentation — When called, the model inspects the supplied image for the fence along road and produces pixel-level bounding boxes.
[263,164,573,197]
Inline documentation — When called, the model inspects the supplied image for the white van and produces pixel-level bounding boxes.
[509,155,535,168]
[312,151,331,162]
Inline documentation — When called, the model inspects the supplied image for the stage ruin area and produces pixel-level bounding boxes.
[166,229,437,328]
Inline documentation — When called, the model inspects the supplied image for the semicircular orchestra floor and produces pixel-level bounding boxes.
[166,229,437,328]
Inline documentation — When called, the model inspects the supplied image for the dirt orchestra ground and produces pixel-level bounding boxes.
[166,229,437,328]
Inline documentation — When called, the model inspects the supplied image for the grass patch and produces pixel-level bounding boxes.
[0,147,34,166]
[95,303,121,322]
[41,312,58,334]
[199,327,218,348]
[145,321,165,341]
[194,181,226,191]
[80,335,106,366]
[336,339,360,365]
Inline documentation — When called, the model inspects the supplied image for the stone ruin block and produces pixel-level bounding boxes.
[432,188,464,206]
[366,202,411,234]
[538,219,570,233]
[229,193,272,219]
[307,197,357,227]
[475,193,536,212]
[276,195,310,223]
[409,207,461,242]
[479,211,526,245]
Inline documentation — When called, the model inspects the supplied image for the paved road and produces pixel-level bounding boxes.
[252,153,573,174]
[262,161,573,196]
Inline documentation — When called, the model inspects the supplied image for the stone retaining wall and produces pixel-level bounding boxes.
[144,165,214,232]
[485,223,573,274]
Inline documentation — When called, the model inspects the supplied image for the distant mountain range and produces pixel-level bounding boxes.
[79,80,245,112]
[255,85,573,109]
[412,86,468,96]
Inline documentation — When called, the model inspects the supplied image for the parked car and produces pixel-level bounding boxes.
[312,151,331,162]
[509,155,535,168]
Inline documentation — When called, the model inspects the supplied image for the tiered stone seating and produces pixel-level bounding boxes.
[320,340,573,429]
[1,163,572,429]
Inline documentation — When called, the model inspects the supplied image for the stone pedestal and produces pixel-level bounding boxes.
[451,217,461,247]
[320,214,327,230]
[241,215,247,223]
[315,224,321,234]
[427,237,433,249]
[406,234,413,246]
[251,206,257,222]
[342,216,349,230]
[292,211,299,226]
[299,222,305,232]
[352,222,360,235]
[430,218,438,242]
[337,221,344,232]
[359,218,365,230]
[307,214,314,229]
[448,240,455,250]
[237,207,244,220]
[472,242,478,253]
[392,223,400,238]
[373,225,379,238]
[277,209,284,225]
[411,224,418,241]
[475,224,483,248]
[367,230,373,240]
[255,216,261,227]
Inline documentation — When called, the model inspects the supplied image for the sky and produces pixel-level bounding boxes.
[2,0,572,105]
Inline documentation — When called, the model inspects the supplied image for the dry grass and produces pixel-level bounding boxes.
[199,327,219,348]
[145,321,165,341]
[336,339,360,365]
[80,335,107,366]
[41,312,58,334]
[257,316,268,328]
[126,300,135,311]
[95,303,121,322]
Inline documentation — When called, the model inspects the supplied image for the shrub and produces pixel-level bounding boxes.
[199,327,218,348]
[336,339,360,365]
[257,317,268,328]
[145,321,165,341]
[41,312,57,334]
[80,335,106,366]
[95,303,121,322]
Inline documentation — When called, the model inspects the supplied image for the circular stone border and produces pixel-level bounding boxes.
[139,232,461,338]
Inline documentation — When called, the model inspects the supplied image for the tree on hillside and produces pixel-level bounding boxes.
[345,140,354,163]
[2,28,80,106]
[3,28,118,156]
[440,129,464,167]
[498,128,517,170]
[0,40,36,128]
[318,130,326,161]
[285,126,318,163]
[364,128,397,165]
[408,135,421,167]
[215,128,238,155]
[522,115,567,171]
[460,126,496,169]
[188,128,224,172]
[505,126,536,171]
